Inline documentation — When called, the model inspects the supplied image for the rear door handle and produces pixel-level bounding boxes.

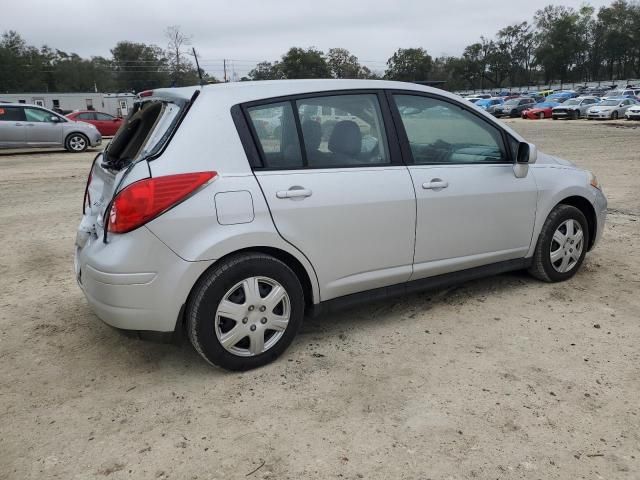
[422,179,449,190]
[14,123,23,126]
[276,188,312,199]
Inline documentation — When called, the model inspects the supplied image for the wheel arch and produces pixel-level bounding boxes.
[556,195,597,251]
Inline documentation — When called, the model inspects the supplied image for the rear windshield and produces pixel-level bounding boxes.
[103,98,185,170]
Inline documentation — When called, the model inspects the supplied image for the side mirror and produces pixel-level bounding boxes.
[517,142,536,164]
[49,115,61,123]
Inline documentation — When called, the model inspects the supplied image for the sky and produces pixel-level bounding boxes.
[4,0,614,79]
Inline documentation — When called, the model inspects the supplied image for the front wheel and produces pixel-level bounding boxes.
[612,111,619,120]
[186,253,304,370]
[572,110,580,120]
[65,133,89,152]
[538,112,545,120]
[528,205,589,282]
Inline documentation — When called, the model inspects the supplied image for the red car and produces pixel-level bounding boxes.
[521,102,559,119]
[66,111,123,136]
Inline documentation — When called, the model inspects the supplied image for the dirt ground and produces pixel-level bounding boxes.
[1,119,639,480]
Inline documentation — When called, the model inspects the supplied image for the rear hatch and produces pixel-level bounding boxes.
[77,89,197,247]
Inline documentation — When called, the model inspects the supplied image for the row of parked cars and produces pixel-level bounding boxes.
[463,86,640,121]
[0,101,124,152]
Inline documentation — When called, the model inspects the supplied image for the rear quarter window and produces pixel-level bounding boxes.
[0,107,25,121]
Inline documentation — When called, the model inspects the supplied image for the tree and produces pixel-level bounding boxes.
[248,61,283,80]
[326,48,361,78]
[111,41,169,92]
[384,48,432,81]
[165,25,195,86]
[278,47,330,79]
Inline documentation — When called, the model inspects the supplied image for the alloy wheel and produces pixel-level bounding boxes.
[549,219,584,273]
[214,276,290,357]
[69,135,87,151]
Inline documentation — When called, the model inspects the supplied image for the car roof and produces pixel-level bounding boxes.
[152,79,527,143]
[154,79,456,104]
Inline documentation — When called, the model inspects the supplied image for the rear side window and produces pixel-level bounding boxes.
[247,102,302,169]
[95,113,114,120]
[246,93,390,169]
[296,94,389,167]
[0,107,25,121]
[76,112,95,120]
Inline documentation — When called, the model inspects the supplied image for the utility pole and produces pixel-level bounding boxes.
[223,59,228,82]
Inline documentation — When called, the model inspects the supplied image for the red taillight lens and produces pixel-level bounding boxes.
[138,90,154,97]
[107,172,217,234]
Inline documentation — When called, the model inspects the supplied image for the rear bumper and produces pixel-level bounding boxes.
[75,226,213,332]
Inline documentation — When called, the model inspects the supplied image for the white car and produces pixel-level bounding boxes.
[625,104,640,120]
[75,80,607,370]
[587,98,637,120]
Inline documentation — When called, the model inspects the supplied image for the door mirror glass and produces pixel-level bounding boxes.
[517,142,535,163]
[49,115,60,122]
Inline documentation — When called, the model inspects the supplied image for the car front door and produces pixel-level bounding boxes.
[94,112,118,135]
[24,107,64,146]
[0,106,27,148]
[390,92,538,279]
[245,92,416,301]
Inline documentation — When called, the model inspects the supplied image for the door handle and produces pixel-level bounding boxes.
[422,179,449,190]
[276,188,312,199]
[14,123,23,126]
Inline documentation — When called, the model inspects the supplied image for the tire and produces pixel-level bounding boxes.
[528,205,589,283]
[186,253,305,370]
[510,109,518,117]
[65,133,89,152]
[572,110,579,120]
[612,111,618,120]
[552,116,557,120]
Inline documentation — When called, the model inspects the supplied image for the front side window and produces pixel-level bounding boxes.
[0,106,25,121]
[394,94,507,164]
[24,108,54,123]
[247,102,302,169]
[296,94,389,167]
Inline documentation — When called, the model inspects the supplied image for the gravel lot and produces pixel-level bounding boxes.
[1,119,639,480]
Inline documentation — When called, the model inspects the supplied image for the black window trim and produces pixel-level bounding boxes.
[384,89,516,166]
[0,105,27,122]
[235,88,403,171]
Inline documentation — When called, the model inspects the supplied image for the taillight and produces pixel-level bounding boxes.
[107,172,217,234]
[138,90,154,97]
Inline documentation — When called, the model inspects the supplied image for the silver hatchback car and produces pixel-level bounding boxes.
[0,103,101,152]
[75,80,607,370]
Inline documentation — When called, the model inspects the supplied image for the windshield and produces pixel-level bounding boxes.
[103,97,186,170]
[504,99,519,105]
[599,100,620,106]
[564,99,580,106]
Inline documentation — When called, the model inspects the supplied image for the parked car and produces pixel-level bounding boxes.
[474,98,504,112]
[66,110,123,136]
[586,98,637,120]
[492,97,536,117]
[602,89,640,100]
[521,101,560,119]
[75,80,607,370]
[551,96,600,120]
[624,104,640,120]
[546,93,573,103]
[0,103,101,152]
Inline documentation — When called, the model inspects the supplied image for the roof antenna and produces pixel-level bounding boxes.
[192,47,204,86]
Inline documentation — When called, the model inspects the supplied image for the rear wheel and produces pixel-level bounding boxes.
[65,133,89,152]
[528,205,589,282]
[612,111,619,120]
[186,253,304,370]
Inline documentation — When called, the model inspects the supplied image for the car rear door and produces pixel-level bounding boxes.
[244,92,416,301]
[389,92,538,280]
[24,107,64,146]
[0,106,27,148]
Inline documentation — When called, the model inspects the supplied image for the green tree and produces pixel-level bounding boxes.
[384,48,432,81]
[278,47,330,79]
[111,41,169,92]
